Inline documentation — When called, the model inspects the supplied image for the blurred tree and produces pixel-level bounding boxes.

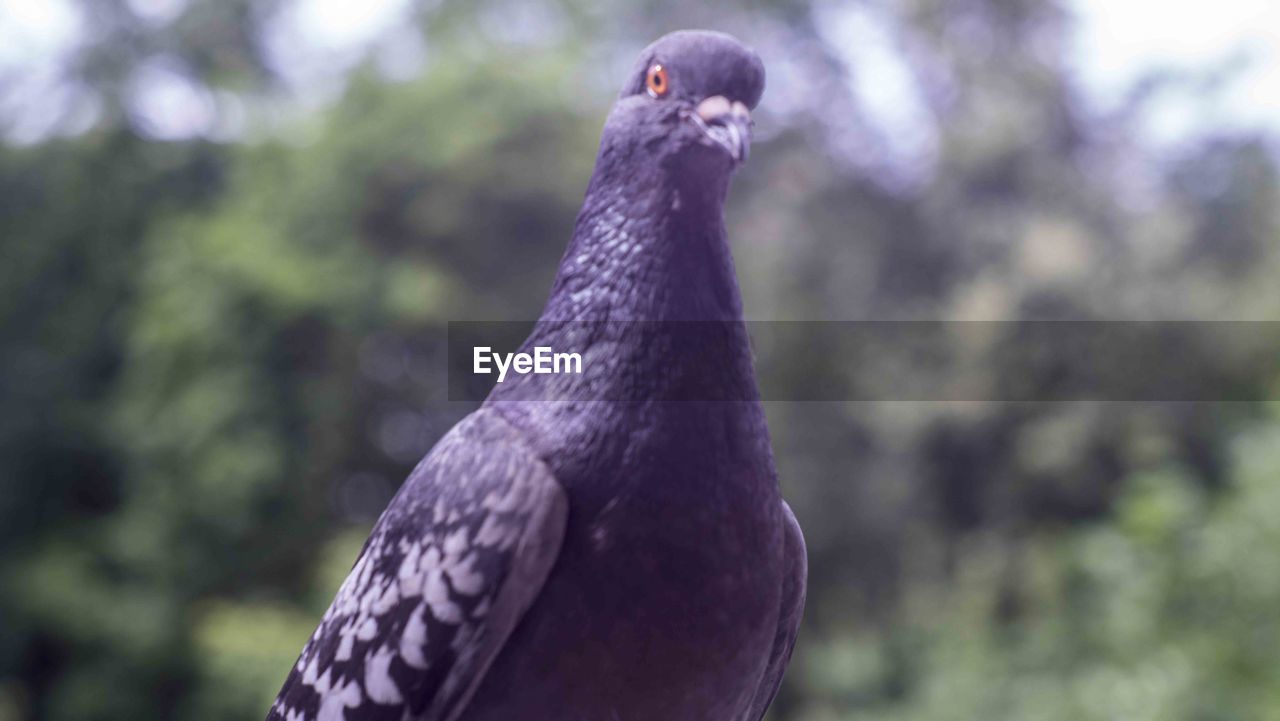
[791,412,1280,721]
[0,130,228,719]
[104,50,599,719]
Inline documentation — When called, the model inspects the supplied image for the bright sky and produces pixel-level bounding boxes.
[2,0,1280,147]
[0,0,79,68]
[1073,0,1280,143]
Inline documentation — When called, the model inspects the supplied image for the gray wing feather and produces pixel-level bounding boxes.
[742,500,807,721]
[437,445,565,721]
[267,409,568,721]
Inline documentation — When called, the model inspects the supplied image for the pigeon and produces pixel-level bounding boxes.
[267,29,806,721]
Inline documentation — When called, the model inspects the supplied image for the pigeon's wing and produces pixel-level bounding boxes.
[742,500,807,721]
[267,409,568,721]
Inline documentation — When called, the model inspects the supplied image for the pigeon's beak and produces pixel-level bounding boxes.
[687,95,753,164]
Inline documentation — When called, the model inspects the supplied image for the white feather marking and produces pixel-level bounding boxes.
[447,552,485,595]
[397,544,421,579]
[335,621,357,661]
[398,570,423,598]
[302,656,319,685]
[360,577,386,613]
[316,694,346,721]
[475,514,506,546]
[372,581,400,615]
[443,528,468,557]
[422,545,441,571]
[357,617,378,641]
[482,489,520,512]
[364,646,404,704]
[425,569,463,623]
[313,667,332,695]
[340,679,362,706]
[400,603,430,669]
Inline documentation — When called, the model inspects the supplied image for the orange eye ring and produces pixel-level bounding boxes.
[645,64,669,98]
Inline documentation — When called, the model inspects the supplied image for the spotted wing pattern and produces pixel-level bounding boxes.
[268,409,568,721]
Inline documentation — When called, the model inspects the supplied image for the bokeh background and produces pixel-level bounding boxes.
[5,0,1280,719]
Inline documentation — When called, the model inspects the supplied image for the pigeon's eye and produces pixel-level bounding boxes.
[645,64,669,98]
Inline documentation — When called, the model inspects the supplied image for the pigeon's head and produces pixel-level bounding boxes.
[605,30,764,188]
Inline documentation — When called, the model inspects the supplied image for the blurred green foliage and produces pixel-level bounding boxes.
[2,1,1280,720]
[796,419,1280,721]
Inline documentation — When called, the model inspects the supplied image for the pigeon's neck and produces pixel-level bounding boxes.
[490,155,760,406]
[487,155,771,491]
[539,159,742,323]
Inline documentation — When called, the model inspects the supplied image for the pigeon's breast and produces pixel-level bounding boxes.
[466,401,787,720]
